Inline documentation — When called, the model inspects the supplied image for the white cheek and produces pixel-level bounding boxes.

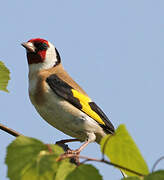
[42,42,58,69]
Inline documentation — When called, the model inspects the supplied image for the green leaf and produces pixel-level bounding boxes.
[123,170,164,180]
[0,61,10,92]
[122,177,140,180]
[55,160,76,180]
[100,124,149,177]
[144,170,164,180]
[5,136,64,180]
[65,164,102,180]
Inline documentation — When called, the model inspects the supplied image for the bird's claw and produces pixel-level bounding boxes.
[57,149,80,165]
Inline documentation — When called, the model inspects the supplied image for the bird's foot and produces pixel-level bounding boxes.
[57,149,80,165]
[65,148,80,155]
[56,140,89,165]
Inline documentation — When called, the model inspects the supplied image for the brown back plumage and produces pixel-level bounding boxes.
[42,64,88,96]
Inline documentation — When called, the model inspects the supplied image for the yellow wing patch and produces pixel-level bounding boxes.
[72,89,105,125]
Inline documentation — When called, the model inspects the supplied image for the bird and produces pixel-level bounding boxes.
[21,38,115,154]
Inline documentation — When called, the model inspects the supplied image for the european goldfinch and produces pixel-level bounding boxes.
[22,38,114,153]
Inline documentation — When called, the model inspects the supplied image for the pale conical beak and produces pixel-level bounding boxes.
[21,42,35,53]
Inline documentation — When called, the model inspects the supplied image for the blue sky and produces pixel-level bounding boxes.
[1,1,164,179]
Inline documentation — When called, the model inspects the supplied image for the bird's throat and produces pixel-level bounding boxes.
[27,51,46,64]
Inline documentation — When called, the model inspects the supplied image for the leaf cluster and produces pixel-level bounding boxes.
[4,125,163,180]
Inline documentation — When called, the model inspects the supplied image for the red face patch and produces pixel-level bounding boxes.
[28,38,49,45]
[27,38,49,64]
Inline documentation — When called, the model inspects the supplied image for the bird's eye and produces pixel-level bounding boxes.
[34,42,48,51]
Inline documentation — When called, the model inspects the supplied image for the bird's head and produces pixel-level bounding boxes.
[22,38,61,71]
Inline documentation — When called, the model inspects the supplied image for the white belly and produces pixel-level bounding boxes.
[29,81,106,143]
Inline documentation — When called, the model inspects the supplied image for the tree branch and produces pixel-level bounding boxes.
[59,153,145,177]
[0,123,22,137]
[0,123,79,164]
[79,155,144,177]
[0,122,145,177]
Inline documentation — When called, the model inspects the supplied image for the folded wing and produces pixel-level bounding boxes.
[46,74,115,134]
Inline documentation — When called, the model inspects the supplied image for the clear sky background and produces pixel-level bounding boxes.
[0,1,164,179]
